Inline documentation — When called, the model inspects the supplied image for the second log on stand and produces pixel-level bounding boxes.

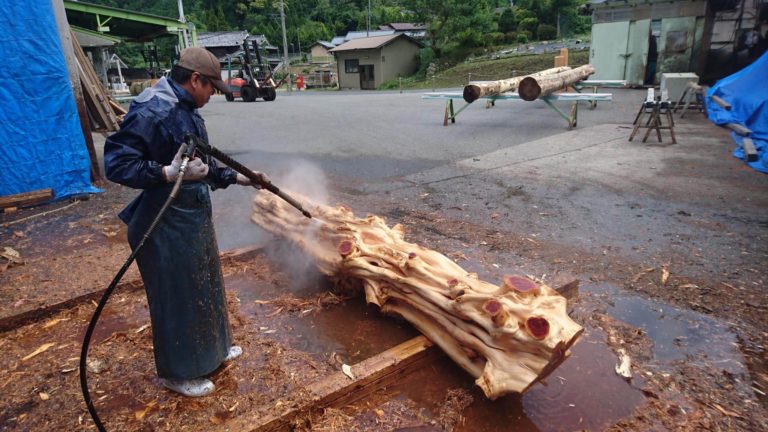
[517,64,596,101]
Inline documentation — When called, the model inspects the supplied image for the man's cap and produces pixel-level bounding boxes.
[176,47,229,94]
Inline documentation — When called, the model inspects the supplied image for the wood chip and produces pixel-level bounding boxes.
[661,266,670,285]
[42,318,69,329]
[38,392,49,401]
[342,364,355,380]
[21,343,55,361]
[614,348,632,380]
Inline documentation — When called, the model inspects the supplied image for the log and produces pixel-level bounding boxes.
[517,64,596,101]
[0,189,53,209]
[251,194,583,399]
[463,67,571,103]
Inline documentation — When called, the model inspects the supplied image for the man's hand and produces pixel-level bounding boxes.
[185,158,209,180]
[162,144,185,182]
[236,171,269,189]
[163,144,209,182]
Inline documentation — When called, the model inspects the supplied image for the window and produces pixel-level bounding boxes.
[345,59,359,73]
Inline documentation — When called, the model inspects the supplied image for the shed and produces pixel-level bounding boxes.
[309,41,335,63]
[589,0,767,85]
[329,34,422,90]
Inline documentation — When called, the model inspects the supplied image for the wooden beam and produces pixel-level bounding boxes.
[0,189,53,209]
[726,123,752,136]
[711,95,732,110]
[742,138,758,162]
[219,336,438,432]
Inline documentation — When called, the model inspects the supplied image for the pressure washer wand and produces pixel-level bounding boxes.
[184,134,312,218]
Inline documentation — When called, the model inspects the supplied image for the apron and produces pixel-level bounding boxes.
[125,182,231,380]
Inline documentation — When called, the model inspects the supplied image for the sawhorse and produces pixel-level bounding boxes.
[629,88,677,144]
[423,91,613,130]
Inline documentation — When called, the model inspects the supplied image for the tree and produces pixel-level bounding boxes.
[401,0,496,58]
[498,8,517,34]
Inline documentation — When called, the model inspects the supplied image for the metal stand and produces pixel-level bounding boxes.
[629,89,677,144]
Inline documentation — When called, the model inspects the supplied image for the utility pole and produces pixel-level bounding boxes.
[280,0,291,93]
[178,0,190,48]
[367,0,371,37]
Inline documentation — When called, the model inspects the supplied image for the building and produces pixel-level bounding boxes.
[329,33,422,90]
[589,0,768,85]
[378,22,427,39]
[309,41,335,63]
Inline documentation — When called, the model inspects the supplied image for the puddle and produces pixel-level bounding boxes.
[586,282,748,374]
[226,257,646,431]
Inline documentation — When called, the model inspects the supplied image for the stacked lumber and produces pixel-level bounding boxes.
[70,31,126,131]
[462,66,571,103]
[251,194,583,399]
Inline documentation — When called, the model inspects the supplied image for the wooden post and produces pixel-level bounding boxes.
[742,138,758,162]
[554,48,569,68]
[711,95,732,110]
[51,0,103,183]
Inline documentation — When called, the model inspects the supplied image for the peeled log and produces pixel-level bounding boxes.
[462,67,571,103]
[251,193,583,399]
[517,64,596,101]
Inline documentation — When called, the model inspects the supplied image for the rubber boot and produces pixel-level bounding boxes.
[160,378,215,397]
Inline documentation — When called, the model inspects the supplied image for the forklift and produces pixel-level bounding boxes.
[225,39,278,102]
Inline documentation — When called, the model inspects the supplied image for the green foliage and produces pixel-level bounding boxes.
[537,24,557,41]
[76,0,589,64]
[498,8,516,33]
[517,33,529,44]
[414,47,435,78]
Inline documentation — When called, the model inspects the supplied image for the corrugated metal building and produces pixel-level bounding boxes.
[589,0,767,85]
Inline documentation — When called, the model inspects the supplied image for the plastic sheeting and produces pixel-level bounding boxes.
[0,1,101,201]
[706,51,768,173]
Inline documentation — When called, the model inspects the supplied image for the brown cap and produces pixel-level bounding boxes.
[176,47,230,94]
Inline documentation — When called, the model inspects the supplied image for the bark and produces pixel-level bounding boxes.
[251,194,583,399]
[462,67,571,103]
[517,64,596,101]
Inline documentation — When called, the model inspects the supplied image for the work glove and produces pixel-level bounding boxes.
[162,144,209,182]
[236,171,269,190]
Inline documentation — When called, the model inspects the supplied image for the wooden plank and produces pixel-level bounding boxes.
[0,189,53,209]
[71,31,119,131]
[0,244,264,333]
[219,335,439,432]
[726,123,753,136]
[742,138,758,162]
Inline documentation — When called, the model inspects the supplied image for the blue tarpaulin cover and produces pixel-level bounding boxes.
[0,1,101,201]
[706,51,768,173]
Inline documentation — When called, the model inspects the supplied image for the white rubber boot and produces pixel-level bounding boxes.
[160,378,215,397]
[224,345,242,361]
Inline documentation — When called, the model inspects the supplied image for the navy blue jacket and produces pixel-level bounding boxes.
[104,78,236,222]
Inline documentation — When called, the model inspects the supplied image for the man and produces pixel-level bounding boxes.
[104,47,266,397]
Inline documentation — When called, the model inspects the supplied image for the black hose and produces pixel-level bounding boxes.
[80,144,196,431]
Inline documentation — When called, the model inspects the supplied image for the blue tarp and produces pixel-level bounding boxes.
[706,51,768,173]
[0,1,101,201]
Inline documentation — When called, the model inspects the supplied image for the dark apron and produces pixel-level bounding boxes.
[124,182,231,380]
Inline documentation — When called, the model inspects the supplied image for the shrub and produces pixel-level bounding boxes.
[517,33,529,44]
[537,24,557,41]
